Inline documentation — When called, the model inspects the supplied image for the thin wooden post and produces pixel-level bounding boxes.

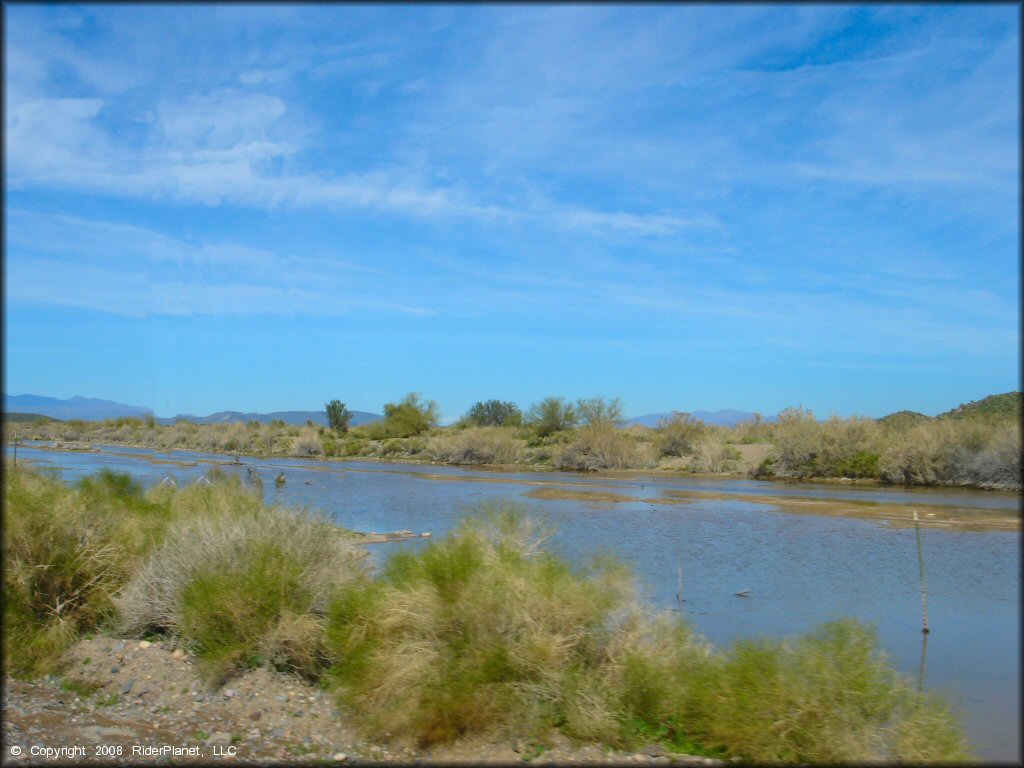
[676,554,684,610]
[917,628,929,695]
[914,510,930,634]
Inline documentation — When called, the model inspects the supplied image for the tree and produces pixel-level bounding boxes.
[464,400,523,428]
[383,393,440,437]
[576,397,624,426]
[326,400,353,433]
[527,397,577,437]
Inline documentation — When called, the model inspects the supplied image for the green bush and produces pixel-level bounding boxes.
[3,465,170,676]
[326,508,637,745]
[527,397,578,438]
[324,510,968,761]
[694,620,967,762]
[382,393,440,438]
[116,489,368,683]
[178,542,324,682]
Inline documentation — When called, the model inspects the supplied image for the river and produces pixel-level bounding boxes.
[7,442,1020,761]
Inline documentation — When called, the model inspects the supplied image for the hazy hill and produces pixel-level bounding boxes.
[5,394,153,421]
[4,394,381,427]
[626,409,769,428]
[876,410,932,430]
[4,412,60,424]
[937,392,1021,421]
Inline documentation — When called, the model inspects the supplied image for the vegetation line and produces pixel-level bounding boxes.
[6,391,1019,492]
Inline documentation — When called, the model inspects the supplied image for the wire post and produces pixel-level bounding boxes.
[914,510,930,634]
[676,549,684,610]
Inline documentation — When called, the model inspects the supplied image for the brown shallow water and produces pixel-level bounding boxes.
[524,486,1019,532]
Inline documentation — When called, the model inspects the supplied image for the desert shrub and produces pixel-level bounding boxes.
[3,466,171,676]
[116,494,367,683]
[527,397,578,437]
[656,412,706,457]
[766,411,884,480]
[576,397,624,426]
[732,414,772,444]
[557,423,653,471]
[693,620,968,762]
[427,427,525,465]
[382,393,440,438]
[291,428,324,457]
[325,508,638,745]
[880,419,1021,490]
[463,400,523,428]
[324,509,968,761]
[687,437,739,473]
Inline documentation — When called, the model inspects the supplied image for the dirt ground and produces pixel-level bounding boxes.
[2,637,724,766]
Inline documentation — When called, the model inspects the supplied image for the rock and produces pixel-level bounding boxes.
[275,748,287,759]
[138,640,152,649]
[114,641,126,653]
[171,648,186,660]
[642,744,667,757]
[274,694,289,703]
[333,754,348,763]
[421,531,432,537]
[110,666,120,674]
[224,688,236,698]
[205,732,232,748]
[249,711,262,721]
[121,679,134,694]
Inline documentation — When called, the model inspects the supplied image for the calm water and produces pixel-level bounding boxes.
[8,443,1021,761]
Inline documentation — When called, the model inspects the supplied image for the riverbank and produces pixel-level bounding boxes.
[5,637,718,765]
[4,464,972,763]
[15,441,1021,532]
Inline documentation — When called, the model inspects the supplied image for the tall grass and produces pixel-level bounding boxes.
[3,465,171,676]
[324,507,968,761]
[326,508,639,744]
[426,426,526,465]
[115,478,367,683]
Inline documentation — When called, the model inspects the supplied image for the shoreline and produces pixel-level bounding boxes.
[12,440,1020,532]
[11,436,1017,490]
[3,637,719,765]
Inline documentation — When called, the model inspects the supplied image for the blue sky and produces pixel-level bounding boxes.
[4,4,1019,421]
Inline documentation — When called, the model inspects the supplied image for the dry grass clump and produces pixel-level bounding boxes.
[290,427,324,457]
[880,419,1020,490]
[325,507,639,745]
[557,423,656,471]
[323,509,969,761]
[116,486,367,682]
[426,426,526,465]
[687,436,740,473]
[694,620,968,762]
[3,465,171,676]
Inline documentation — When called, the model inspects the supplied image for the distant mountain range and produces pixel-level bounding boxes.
[4,394,154,422]
[3,394,381,427]
[625,409,771,427]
